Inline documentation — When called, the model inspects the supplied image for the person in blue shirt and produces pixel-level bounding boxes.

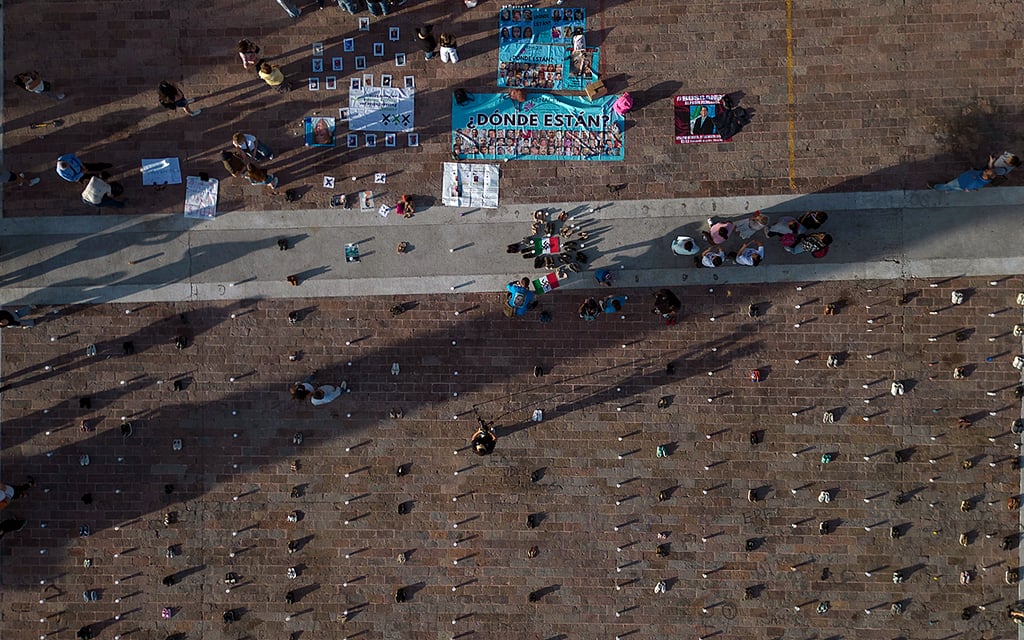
[56,153,112,184]
[505,278,535,317]
[930,167,996,192]
[601,295,627,314]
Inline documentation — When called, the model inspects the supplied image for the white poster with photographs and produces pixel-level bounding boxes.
[348,85,415,132]
[441,162,500,209]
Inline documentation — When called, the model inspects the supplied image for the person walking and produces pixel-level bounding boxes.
[236,40,262,70]
[929,167,995,192]
[157,81,200,116]
[415,25,437,60]
[439,32,460,64]
[734,211,769,239]
[276,0,301,18]
[593,268,614,286]
[245,163,279,191]
[56,153,112,184]
[0,167,40,188]
[258,62,292,92]
[13,71,64,100]
[232,132,274,162]
[0,307,35,328]
[81,176,124,208]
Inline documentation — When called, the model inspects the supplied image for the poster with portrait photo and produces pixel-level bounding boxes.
[673,94,725,144]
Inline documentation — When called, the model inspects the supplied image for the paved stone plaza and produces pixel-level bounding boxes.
[2,0,1024,639]
[2,280,1024,639]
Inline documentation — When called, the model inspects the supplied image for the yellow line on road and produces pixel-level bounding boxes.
[786,0,796,191]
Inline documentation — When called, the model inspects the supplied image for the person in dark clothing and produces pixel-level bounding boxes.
[471,417,496,456]
[652,289,682,325]
[0,517,27,538]
[415,25,437,60]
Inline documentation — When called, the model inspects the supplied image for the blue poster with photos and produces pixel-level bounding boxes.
[451,92,623,162]
[497,6,593,90]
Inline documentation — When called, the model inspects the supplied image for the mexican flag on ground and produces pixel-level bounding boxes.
[533,236,561,255]
[533,272,560,294]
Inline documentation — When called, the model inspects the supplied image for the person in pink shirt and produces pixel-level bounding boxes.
[701,218,734,245]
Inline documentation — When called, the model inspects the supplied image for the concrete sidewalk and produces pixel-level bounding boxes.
[2,187,1023,304]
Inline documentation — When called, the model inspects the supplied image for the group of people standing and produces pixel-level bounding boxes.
[671,210,833,269]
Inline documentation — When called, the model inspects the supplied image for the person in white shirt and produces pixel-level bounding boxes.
[988,151,1020,178]
[81,176,123,208]
[311,382,347,406]
[733,241,765,266]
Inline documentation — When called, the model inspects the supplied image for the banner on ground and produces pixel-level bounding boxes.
[497,6,595,90]
[183,176,218,220]
[348,85,414,132]
[451,92,624,162]
[442,162,500,209]
[674,94,725,144]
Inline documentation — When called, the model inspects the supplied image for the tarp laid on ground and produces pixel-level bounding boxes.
[674,94,725,144]
[442,162,500,209]
[452,92,623,161]
[348,84,414,132]
[497,7,596,90]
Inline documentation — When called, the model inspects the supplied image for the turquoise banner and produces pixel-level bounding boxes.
[497,7,596,90]
[451,92,624,162]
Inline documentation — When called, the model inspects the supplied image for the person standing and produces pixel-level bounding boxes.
[276,0,301,18]
[337,0,366,13]
[471,418,496,455]
[504,278,535,317]
[415,25,437,60]
[221,151,246,178]
[157,81,200,117]
[439,32,460,64]
[929,167,995,192]
[81,176,124,208]
[13,71,64,100]
[652,289,681,324]
[56,153,112,184]
[786,232,832,258]
[0,167,40,188]
[232,132,274,162]
[236,40,262,70]
[258,62,292,92]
